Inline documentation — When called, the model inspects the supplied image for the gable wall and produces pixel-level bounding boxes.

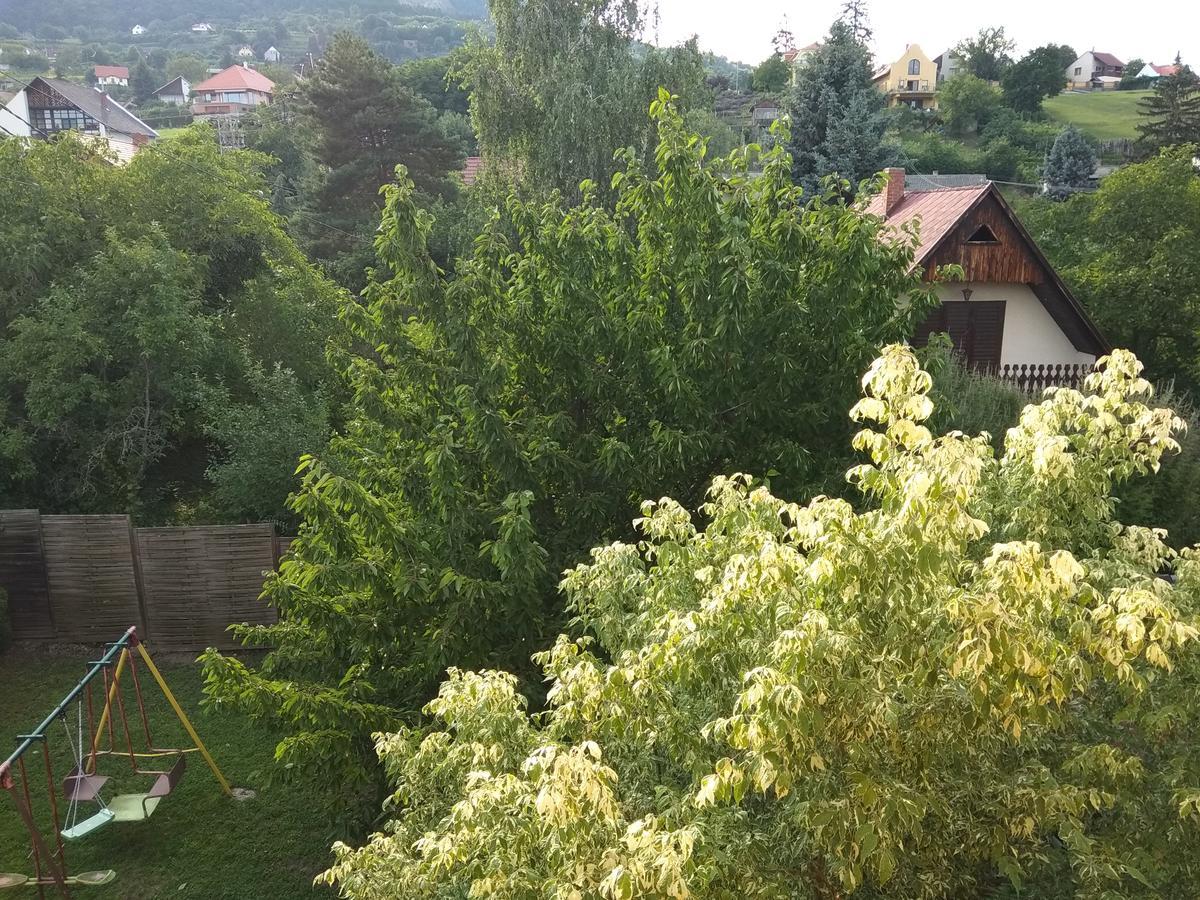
[922,192,1045,284]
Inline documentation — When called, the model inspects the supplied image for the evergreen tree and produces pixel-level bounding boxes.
[1042,125,1096,200]
[840,0,872,43]
[129,59,158,104]
[785,19,892,196]
[299,32,464,289]
[1136,61,1200,154]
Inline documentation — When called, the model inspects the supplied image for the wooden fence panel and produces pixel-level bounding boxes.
[136,524,278,652]
[0,509,54,640]
[40,515,143,643]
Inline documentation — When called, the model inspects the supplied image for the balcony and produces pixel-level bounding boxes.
[891,79,934,95]
[996,362,1093,393]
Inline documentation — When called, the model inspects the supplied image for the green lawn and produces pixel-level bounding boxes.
[154,127,190,140]
[1043,90,1151,141]
[0,649,330,899]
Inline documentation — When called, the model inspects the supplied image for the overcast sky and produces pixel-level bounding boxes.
[647,0,1196,70]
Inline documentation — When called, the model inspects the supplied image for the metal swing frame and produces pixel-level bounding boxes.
[1,627,232,899]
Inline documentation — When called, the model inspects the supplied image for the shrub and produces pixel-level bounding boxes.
[321,346,1200,898]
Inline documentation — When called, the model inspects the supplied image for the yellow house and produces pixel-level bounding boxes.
[872,43,938,110]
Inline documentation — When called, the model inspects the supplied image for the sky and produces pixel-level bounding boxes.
[647,0,1197,70]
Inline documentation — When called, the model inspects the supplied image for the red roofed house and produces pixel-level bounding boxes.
[1065,51,1125,91]
[94,65,130,87]
[867,168,1107,386]
[1137,62,1182,79]
[191,64,274,120]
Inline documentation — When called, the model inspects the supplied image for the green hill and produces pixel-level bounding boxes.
[1043,90,1150,141]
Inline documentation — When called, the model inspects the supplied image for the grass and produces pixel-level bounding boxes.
[0,648,331,899]
[1043,90,1151,141]
[154,128,190,140]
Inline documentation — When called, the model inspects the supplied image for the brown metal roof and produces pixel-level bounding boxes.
[864,184,991,261]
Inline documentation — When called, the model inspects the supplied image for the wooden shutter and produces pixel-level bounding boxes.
[910,301,1005,371]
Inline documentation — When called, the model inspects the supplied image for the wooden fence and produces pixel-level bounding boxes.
[0,511,289,652]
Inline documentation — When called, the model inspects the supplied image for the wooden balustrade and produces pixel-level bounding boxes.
[995,362,1094,393]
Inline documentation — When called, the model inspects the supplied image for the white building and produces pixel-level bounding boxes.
[191,23,215,33]
[263,46,281,63]
[131,25,147,36]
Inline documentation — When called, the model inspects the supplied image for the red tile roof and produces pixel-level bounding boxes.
[863,184,991,262]
[193,65,275,94]
[1092,52,1124,68]
[1153,64,1181,76]
[461,156,483,187]
[94,66,129,79]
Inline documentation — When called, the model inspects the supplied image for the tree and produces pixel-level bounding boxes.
[298,32,464,289]
[164,53,208,87]
[129,58,159,103]
[1136,63,1200,153]
[955,26,1015,82]
[0,131,341,523]
[1023,147,1200,395]
[938,73,1001,134]
[1001,45,1069,114]
[397,53,470,115]
[456,0,707,201]
[1041,125,1096,199]
[786,19,893,196]
[1121,57,1149,90]
[317,344,1200,898]
[200,95,941,812]
[839,0,872,43]
[751,53,790,93]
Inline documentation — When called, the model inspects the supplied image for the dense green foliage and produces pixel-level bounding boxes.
[0,133,341,524]
[1001,45,1069,115]
[785,19,892,196]
[1042,125,1098,199]
[319,345,1200,898]
[751,53,790,93]
[938,74,1002,135]
[456,0,707,201]
[1019,146,1200,394]
[200,95,941,810]
[954,26,1015,82]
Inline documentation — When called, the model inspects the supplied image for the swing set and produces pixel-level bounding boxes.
[1,627,232,897]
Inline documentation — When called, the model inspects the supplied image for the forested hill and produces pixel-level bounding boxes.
[0,0,487,34]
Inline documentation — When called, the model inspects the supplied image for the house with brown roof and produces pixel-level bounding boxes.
[1065,51,1125,91]
[866,168,1107,386]
[0,76,157,163]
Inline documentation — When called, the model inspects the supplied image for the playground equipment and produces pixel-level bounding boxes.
[1,627,231,897]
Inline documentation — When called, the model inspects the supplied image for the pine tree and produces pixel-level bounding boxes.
[1136,61,1200,154]
[1042,125,1097,200]
[786,19,892,196]
[840,0,872,43]
[129,59,158,103]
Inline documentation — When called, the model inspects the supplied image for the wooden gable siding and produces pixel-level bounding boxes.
[26,79,73,111]
[921,192,1044,284]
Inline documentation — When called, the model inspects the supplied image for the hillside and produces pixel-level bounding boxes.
[1043,89,1151,141]
[0,0,487,35]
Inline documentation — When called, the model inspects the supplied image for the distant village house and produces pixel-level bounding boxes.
[131,25,147,36]
[872,44,938,110]
[191,23,215,33]
[93,65,129,88]
[1065,51,1125,90]
[263,46,281,63]
[1137,62,1181,79]
[152,76,191,106]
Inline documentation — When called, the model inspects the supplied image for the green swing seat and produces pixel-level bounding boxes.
[61,807,115,841]
[109,755,186,823]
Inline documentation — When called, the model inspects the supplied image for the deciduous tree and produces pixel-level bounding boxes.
[200,95,941,812]
[1001,44,1070,114]
[954,26,1015,82]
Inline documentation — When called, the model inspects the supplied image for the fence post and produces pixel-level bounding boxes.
[34,509,59,641]
[127,517,151,641]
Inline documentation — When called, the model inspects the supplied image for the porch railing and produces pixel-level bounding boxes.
[996,362,1094,394]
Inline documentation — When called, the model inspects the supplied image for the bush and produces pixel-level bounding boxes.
[321,345,1200,898]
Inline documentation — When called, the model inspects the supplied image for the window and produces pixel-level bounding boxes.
[908,58,921,76]
[1073,67,1082,75]
[30,106,98,134]
[966,224,999,244]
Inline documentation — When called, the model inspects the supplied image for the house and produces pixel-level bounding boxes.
[263,46,281,63]
[191,64,274,120]
[866,168,1107,382]
[93,66,130,88]
[933,50,963,84]
[784,42,821,85]
[236,46,255,60]
[872,44,938,110]
[0,77,157,163]
[152,76,191,106]
[1065,51,1125,90]
[191,23,215,33]
[751,100,781,127]
[1137,62,1182,79]
[131,25,147,36]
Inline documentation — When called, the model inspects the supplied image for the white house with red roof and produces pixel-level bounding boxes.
[1065,51,1126,90]
[93,65,130,87]
[1137,62,1182,79]
[866,168,1107,387]
[191,64,274,120]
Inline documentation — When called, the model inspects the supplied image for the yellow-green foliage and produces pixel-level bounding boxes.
[322,347,1200,899]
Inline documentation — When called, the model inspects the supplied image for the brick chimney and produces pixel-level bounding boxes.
[884,167,905,215]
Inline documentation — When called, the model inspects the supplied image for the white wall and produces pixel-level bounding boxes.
[935,282,1096,368]
[0,89,31,137]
